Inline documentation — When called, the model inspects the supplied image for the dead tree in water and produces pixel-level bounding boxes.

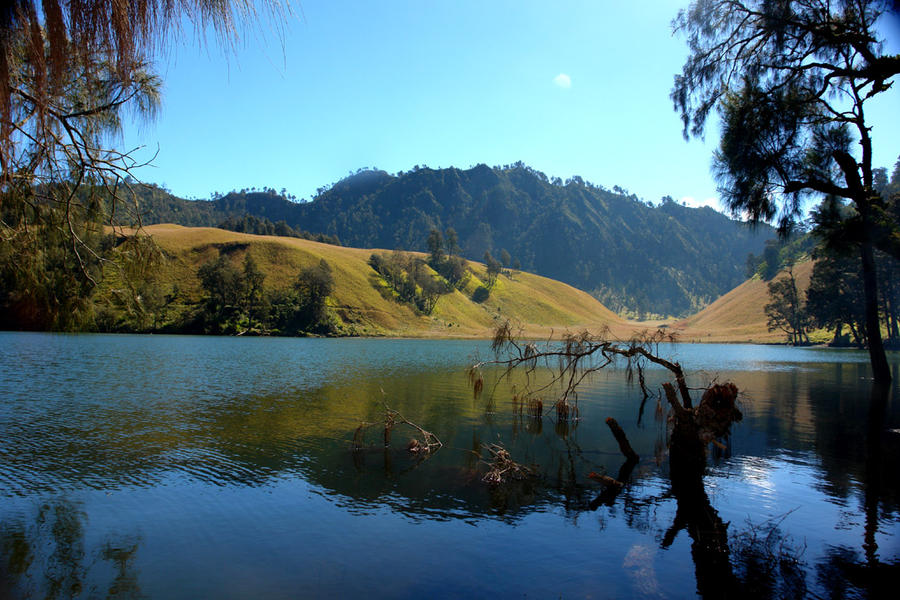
[470,321,743,488]
[471,322,746,592]
[471,321,747,592]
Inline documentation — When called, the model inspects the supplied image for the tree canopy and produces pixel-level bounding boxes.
[0,1,289,327]
[673,0,900,382]
[673,0,898,226]
[0,1,286,190]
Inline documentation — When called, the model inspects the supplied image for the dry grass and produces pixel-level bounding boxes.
[135,225,816,343]
[138,224,631,338]
[668,261,818,344]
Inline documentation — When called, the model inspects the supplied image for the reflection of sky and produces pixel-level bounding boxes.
[554,342,880,377]
[652,343,875,373]
[710,452,900,568]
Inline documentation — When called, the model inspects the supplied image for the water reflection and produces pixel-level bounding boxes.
[1,334,899,598]
[0,499,143,599]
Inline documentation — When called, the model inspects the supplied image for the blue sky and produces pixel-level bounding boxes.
[122,0,900,212]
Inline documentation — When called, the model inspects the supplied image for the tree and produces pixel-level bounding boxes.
[426,228,444,264]
[294,258,334,329]
[673,0,900,382]
[760,241,782,281]
[764,264,810,345]
[0,197,106,330]
[242,253,266,326]
[444,227,459,256]
[1,0,283,197]
[483,250,501,288]
[806,248,867,346]
[198,256,246,334]
[414,267,448,314]
[0,1,286,321]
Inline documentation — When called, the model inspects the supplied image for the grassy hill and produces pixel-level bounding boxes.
[670,260,817,343]
[137,224,640,339]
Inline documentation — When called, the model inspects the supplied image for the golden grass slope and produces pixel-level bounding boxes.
[670,260,815,343]
[142,224,633,338]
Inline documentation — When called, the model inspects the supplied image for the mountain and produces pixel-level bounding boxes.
[130,164,775,317]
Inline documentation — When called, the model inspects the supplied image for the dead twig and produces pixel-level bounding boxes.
[480,443,535,485]
[351,402,442,455]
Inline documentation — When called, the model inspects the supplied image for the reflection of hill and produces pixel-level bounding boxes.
[10,345,899,519]
[223,367,673,521]
[4,353,675,519]
[7,333,899,523]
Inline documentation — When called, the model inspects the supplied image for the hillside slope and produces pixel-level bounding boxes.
[141,225,637,339]
[128,164,774,317]
[671,261,815,343]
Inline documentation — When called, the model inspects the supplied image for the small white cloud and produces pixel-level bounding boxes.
[553,73,572,89]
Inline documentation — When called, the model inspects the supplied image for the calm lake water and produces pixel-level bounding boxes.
[1,333,898,598]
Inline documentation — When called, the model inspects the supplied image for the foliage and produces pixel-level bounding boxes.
[196,253,336,336]
[0,195,107,330]
[471,285,490,303]
[483,250,502,289]
[764,265,810,345]
[673,0,900,380]
[369,251,451,315]
[218,214,341,245]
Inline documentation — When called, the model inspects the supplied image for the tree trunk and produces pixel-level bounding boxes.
[880,275,893,344]
[860,241,892,383]
[832,322,843,346]
[883,266,900,345]
[848,320,865,349]
[890,295,900,346]
[660,384,739,596]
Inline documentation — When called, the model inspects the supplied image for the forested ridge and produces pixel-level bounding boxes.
[130,164,774,317]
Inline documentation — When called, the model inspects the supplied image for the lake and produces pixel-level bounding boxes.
[1,333,898,598]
